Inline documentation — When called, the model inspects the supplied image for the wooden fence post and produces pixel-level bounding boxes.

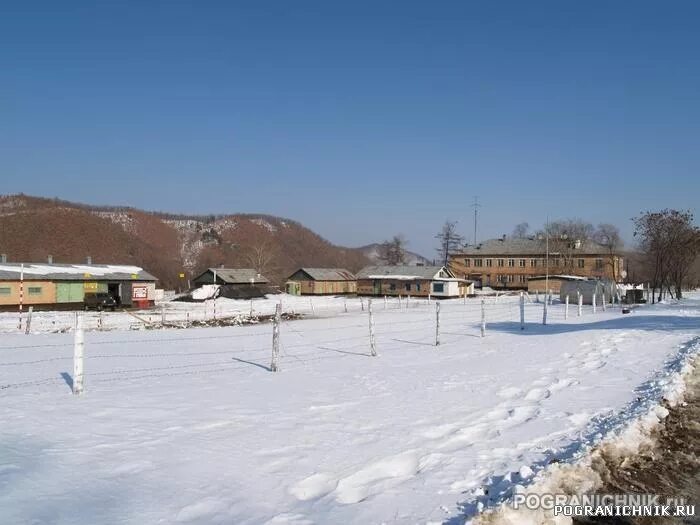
[542,297,548,325]
[368,298,377,356]
[435,301,441,346]
[270,303,281,372]
[24,306,33,335]
[480,298,486,337]
[73,314,85,395]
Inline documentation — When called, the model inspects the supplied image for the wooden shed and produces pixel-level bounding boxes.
[285,268,357,295]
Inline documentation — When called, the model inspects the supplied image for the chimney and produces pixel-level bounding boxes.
[0,254,6,264]
[86,255,92,265]
[47,255,53,264]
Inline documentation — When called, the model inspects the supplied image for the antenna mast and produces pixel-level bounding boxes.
[471,196,481,245]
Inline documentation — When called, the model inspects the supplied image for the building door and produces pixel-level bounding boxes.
[373,279,381,295]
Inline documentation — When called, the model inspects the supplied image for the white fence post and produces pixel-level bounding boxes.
[384,295,387,309]
[565,294,569,320]
[435,301,441,346]
[24,306,33,335]
[161,304,166,327]
[270,303,281,372]
[213,298,217,320]
[309,298,315,316]
[542,298,548,325]
[535,290,539,303]
[602,292,606,312]
[360,297,364,312]
[519,292,525,330]
[73,314,85,395]
[578,292,583,317]
[250,298,254,318]
[480,298,486,337]
[428,293,431,303]
[344,298,348,313]
[592,292,597,314]
[548,289,553,305]
[368,298,377,356]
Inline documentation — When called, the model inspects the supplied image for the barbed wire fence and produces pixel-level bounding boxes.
[0,291,630,395]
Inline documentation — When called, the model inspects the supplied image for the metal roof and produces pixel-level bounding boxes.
[290,268,356,281]
[0,263,158,281]
[356,265,454,280]
[455,238,612,256]
[197,268,269,284]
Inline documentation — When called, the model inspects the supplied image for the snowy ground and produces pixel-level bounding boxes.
[1,295,699,524]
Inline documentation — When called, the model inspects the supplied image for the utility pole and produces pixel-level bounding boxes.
[472,196,481,246]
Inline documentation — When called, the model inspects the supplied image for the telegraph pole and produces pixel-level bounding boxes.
[472,196,481,245]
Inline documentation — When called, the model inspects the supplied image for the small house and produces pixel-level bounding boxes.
[356,265,472,298]
[285,268,357,295]
[527,275,587,294]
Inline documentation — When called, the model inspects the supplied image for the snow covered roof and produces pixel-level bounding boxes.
[356,265,455,280]
[194,268,269,285]
[0,263,157,281]
[289,268,356,281]
[456,238,612,256]
[527,275,589,282]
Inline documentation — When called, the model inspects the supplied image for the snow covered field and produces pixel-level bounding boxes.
[1,295,699,524]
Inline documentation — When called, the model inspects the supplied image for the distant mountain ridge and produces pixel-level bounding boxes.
[0,194,369,288]
[357,243,432,266]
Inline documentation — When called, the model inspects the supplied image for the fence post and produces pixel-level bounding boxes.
[565,294,569,320]
[98,310,103,331]
[428,293,431,303]
[161,304,166,327]
[435,301,441,346]
[548,289,553,305]
[398,294,402,310]
[602,292,607,311]
[250,298,254,318]
[344,298,348,313]
[186,311,190,328]
[592,293,597,314]
[270,303,281,372]
[360,297,364,312]
[519,292,525,330]
[213,298,217,320]
[535,290,539,303]
[578,292,583,316]
[368,298,377,356]
[384,295,387,309]
[310,298,315,316]
[24,306,33,335]
[73,314,85,395]
[542,297,548,325]
[480,298,486,337]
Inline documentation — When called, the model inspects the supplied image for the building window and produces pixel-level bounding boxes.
[530,259,537,267]
[0,287,11,295]
[28,287,42,295]
[508,259,515,267]
[405,283,411,292]
[519,275,527,283]
[432,282,444,293]
[416,283,421,292]
[519,259,526,267]
[595,259,604,270]
[474,258,483,267]
[485,259,492,267]
[497,259,504,267]
[506,275,514,283]
[389,283,396,291]
[578,259,585,268]
[464,258,471,267]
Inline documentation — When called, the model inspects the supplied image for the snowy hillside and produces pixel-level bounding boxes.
[1,295,699,524]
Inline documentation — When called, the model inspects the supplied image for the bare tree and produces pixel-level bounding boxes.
[593,223,624,280]
[512,222,530,238]
[436,220,465,267]
[633,209,700,301]
[537,219,594,272]
[379,235,407,266]
[245,240,280,277]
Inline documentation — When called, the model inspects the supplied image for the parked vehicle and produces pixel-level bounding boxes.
[84,293,117,311]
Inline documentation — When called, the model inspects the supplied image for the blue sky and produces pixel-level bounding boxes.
[1,1,699,256]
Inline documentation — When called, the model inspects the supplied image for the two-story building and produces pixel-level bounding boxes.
[449,237,623,290]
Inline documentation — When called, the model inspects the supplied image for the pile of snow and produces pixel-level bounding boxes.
[190,284,220,300]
